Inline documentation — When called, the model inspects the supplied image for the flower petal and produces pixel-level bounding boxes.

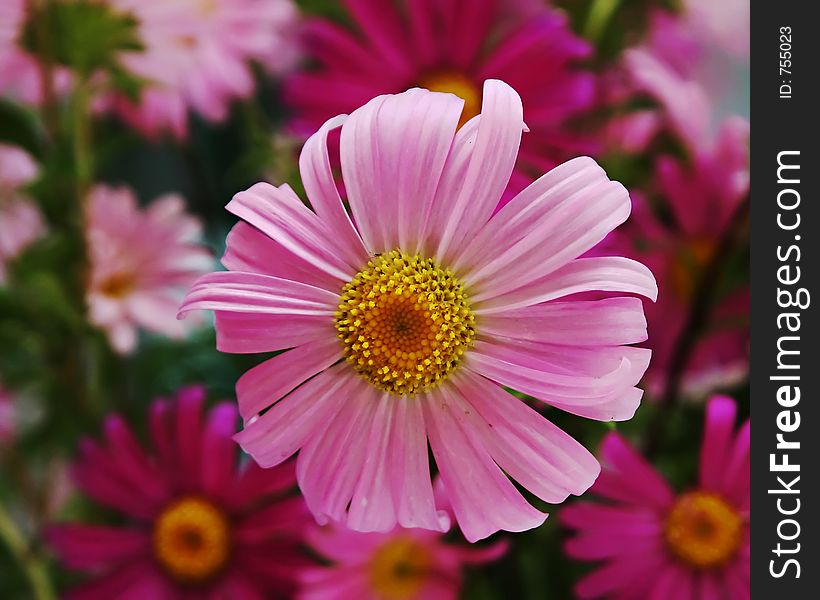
[474,256,658,314]
[422,384,547,542]
[213,311,331,354]
[340,88,463,253]
[236,336,343,420]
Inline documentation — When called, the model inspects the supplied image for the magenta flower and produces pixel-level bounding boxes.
[561,395,750,598]
[85,184,212,354]
[285,0,595,197]
[0,144,45,283]
[103,0,299,138]
[0,383,15,444]
[179,81,657,541]
[624,118,749,396]
[48,386,311,599]
[300,521,506,600]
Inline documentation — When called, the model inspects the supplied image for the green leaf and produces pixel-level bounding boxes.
[0,99,45,158]
[22,1,143,77]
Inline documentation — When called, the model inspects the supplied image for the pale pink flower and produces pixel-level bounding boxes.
[180,81,657,542]
[86,184,212,354]
[103,0,299,138]
[300,522,506,600]
[0,144,44,283]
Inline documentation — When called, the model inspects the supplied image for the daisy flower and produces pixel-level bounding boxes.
[179,81,657,542]
[285,0,595,198]
[300,521,506,600]
[85,184,212,354]
[0,144,45,284]
[103,0,299,138]
[623,118,749,396]
[48,386,312,599]
[561,395,750,598]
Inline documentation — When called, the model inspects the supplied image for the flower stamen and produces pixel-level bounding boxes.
[664,491,743,569]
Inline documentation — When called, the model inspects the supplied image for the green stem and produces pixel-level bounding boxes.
[0,503,55,600]
[71,78,93,201]
[584,0,621,43]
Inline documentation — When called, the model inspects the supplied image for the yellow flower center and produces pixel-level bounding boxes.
[418,71,481,127]
[99,272,135,299]
[335,250,476,396]
[152,497,231,584]
[664,491,744,569]
[369,536,431,600]
[669,237,716,301]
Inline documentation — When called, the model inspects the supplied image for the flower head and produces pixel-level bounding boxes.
[85,184,212,354]
[285,0,596,199]
[180,81,656,542]
[48,386,311,598]
[561,395,750,598]
[300,520,506,600]
[0,144,44,283]
[103,0,299,138]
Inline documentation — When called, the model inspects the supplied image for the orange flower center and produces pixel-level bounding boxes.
[98,272,135,299]
[664,491,744,569]
[152,497,231,584]
[369,536,432,600]
[418,71,481,127]
[669,237,716,301]
[335,250,476,396]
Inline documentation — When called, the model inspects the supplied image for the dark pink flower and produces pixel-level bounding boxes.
[562,395,750,598]
[285,0,596,198]
[48,386,312,599]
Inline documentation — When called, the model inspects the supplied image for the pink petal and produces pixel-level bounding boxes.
[451,370,600,502]
[466,339,649,421]
[432,80,525,262]
[480,297,647,346]
[647,564,695,600]
[721,419,750,509]
[200,401,239,500]
[222,221,342,292]
[459,158,631,297]
[698,394,738,491]
[594,432,675,509]
[174,385,206,489]
[342,0,414,76]
[474,256,658,313]
[63,559,173,600]
[180,271,338,318]
[561,503,664,560]
[213,311,331,354]
[339,88,463,253]
[422,384,547,542]
[226,182,357,281]
[296,379,380,525]
[576,554,667,599]
[235,364,356,468]
[46,525,149,571]
[236,335,343,420]
[299,114,369,266]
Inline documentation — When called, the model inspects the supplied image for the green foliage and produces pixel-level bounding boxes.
[0,99,46,158]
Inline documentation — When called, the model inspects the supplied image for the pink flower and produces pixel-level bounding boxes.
[48,386,312,599]
[0,144,45,283]
[623,118,749,396]
[0,383,15,443]
[103,0,299,138]
[300,521,506,600]
[179,81,657,542]
[85,184,212,354]
[285,0,596,199]
[561,395,750,598]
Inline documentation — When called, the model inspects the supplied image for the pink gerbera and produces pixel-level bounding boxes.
[179,81,657,542]
[0,144,45,283]
[300,521,506,600]
[285,0,595,197]
[85,184,212,354]
[103,0,299,138]
[48,386,312,599]
[561,395,750,598]
[623,118,749,396]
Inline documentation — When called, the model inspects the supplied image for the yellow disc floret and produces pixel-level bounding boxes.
[152,497,231,584]
[664,491,744,569]
[418,71,481,127]
[336,250,476,396]
[369,536,431,600]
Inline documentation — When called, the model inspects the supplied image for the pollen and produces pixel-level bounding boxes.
[152,497,231,584]
[335,250,476,396]
[369,536,431,600]
[664,491,744,569]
